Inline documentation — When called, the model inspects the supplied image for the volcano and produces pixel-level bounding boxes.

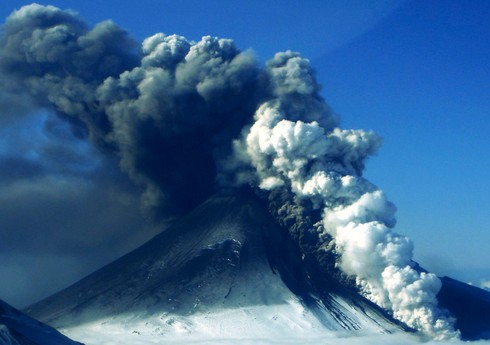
[1,4,489,344]
[23,191,490,344]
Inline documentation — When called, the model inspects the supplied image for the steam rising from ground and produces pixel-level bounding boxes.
[0,4,458,339]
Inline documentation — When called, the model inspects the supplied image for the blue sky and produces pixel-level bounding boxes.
[0,0,489,306]
[313,1,490,281]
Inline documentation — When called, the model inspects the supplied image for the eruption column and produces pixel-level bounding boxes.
[0,4,459,339]
[232,51,459,340]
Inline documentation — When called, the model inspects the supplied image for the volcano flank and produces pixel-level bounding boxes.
[24,191,407,341]
[24,191,490,343]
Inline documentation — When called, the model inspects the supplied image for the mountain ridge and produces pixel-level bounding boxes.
[23,191,490,343]
[25,191,407,342]
[0,298,81,345]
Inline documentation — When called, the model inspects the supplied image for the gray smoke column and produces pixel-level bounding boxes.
[0,4,264,215]
[1,4,458,339]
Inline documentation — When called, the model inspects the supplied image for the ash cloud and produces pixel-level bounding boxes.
[96,34,264,212]
[0,3,459,339]
[0,4,265,215]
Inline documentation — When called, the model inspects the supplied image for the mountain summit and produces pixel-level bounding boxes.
[23,191,490,343]
[25,191,414,343]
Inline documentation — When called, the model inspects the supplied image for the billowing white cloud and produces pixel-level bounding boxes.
[230,52,459,340]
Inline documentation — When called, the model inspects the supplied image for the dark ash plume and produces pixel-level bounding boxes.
[0,4,264,214]
[0,4,137,144]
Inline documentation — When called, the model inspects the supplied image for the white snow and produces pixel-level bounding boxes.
[57,265,399,344]
[60,311,385,345]
[481,280,490,290]
[61,319,490,345]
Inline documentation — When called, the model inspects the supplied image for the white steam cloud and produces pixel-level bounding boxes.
[230,52,459,340]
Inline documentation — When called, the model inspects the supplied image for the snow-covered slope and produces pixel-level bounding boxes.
[25,191,409,344]
[0,298,81,345]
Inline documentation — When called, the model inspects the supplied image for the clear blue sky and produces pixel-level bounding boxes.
[0,0,489,306]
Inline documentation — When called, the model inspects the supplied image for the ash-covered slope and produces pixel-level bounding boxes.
[25,191,407,342]
[0,299,81,345]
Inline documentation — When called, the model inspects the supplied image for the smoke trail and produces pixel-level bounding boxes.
[0,4,458,339]
[0,4,264,215]
[230,52,459,340]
